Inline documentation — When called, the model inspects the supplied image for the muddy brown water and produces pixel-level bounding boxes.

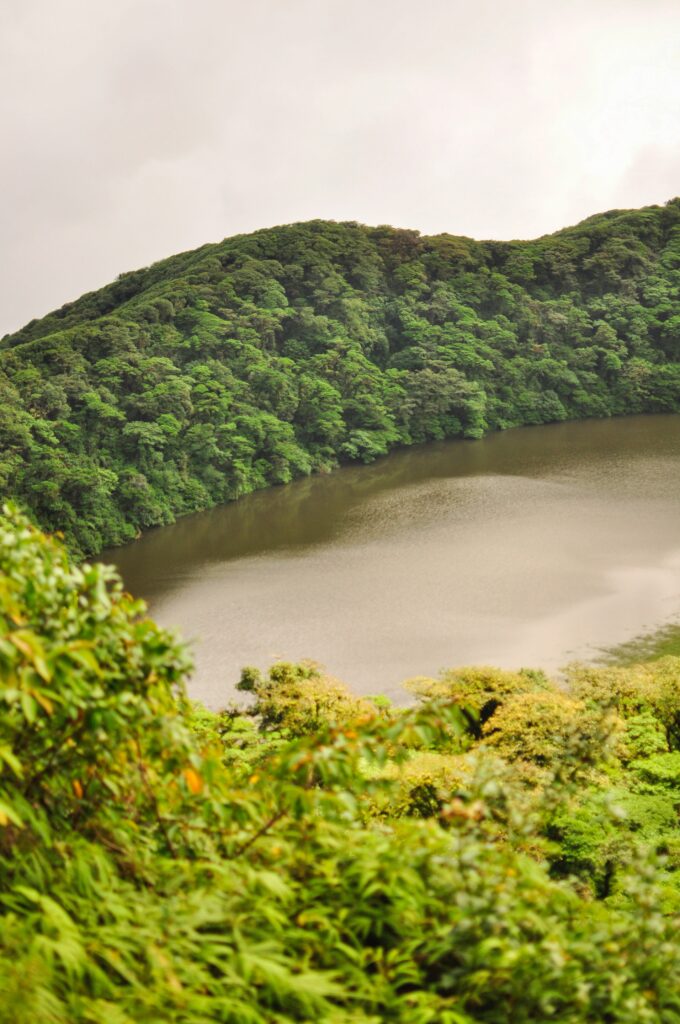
[107,415,680,707]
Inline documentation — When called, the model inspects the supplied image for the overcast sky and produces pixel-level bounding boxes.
[2,0,679,335]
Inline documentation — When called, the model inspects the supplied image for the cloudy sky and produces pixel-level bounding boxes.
[2,0,679,335]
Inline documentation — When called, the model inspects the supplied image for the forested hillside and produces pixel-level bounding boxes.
[2,199,680,554]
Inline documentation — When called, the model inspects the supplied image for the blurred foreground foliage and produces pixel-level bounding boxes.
[3,508,680,1021]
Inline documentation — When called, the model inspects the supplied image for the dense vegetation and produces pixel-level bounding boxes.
[4,509,680,1022]
[2,199,680,554]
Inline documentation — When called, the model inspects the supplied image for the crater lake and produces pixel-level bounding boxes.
[108,414,680,706]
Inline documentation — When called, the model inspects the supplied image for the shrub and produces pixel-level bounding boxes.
[236,660,378,736]
[3,509,680,1022]
[568,658,680,747]
[407,665,551,728]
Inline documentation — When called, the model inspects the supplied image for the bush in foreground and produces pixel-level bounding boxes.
[2,507,680,1022]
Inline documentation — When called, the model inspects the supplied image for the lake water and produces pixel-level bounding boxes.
[107,415,680,707]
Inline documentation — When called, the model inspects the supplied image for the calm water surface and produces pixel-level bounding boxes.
[108,415,680,706]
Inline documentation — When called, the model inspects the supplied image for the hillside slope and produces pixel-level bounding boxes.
[2,199,680,553]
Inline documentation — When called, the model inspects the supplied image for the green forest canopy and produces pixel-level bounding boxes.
[2,198,680,554]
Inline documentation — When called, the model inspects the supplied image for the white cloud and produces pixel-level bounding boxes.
[2,0,679,334]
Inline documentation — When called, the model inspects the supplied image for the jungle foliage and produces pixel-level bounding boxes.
[4,509,680,1022]
[2,200,680,553]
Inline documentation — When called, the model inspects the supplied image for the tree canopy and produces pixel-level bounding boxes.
[2,200,680,553]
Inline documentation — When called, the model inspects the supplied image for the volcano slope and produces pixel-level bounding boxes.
[2,199,680,554]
